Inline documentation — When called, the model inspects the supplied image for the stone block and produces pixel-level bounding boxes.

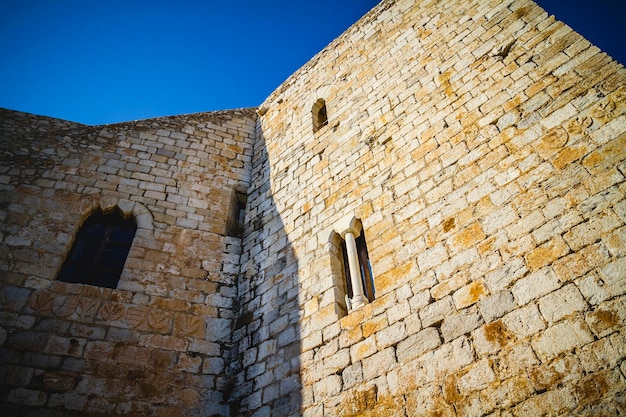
[485,257,527,292]
[424,336,474,382]
[323,349,350,376]
[420,296,454,328]
[585,296,626,338]
[480,374,533,413]
[532,318,594,361]
[350,337,377,363]
[178,352,203,374]
[312,374,342,399]
[417,243,449,271]
[502,303,546,339]
[453,280,489,310]
[386,301,411,325]
[603,225,626,257]
[529,355,583,392]
[138,334,188,352]
[513,386,577,416]
[575,368,626,409]
[525,236,570,271]
[47,392,88,410]
[578,337,621,373]
[431,272,469,301]
[0,286,31,312]
[575,274,612,306]
[441,306,483,342]
[449,223,486,252]
[563,210,621,251]
[203,357,225,375]
[205,317,232,341]
[362,347,396,380]
[599,257,626,296]
[396,327,441,363]
[341,361,363,390]
[457,359,496,394]
[472,320,513,357]
[0,365,34,387]
[478,290,517,323]
[302,331,322,352]
[538,284,587,323]
[482,205,517,235]
[46,335,86,358]
[552,242,611,283]
[511,267,560,306]
[495,343,539,381]
[7,387,47,406]
[43,371,79,392]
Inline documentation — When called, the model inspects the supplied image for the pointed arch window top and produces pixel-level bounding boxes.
[57,209,136,289]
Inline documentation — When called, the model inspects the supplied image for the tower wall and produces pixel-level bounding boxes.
[244,0,626,415]
[0,109,257,416]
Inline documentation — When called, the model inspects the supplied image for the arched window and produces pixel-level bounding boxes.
[330,217,375,315]
[57,208,137,288]
[341,232,375,306]
[312,98,328,133]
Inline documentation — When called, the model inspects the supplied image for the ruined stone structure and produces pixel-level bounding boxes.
[1,0,625,416]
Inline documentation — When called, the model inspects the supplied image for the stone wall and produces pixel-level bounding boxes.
[2,0,626,415]
[246,0,626,415]
[0,108,257,416]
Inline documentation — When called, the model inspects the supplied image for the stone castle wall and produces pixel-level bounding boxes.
[242,0,626,415]
[1,0,626,416]
[0,108,258,416]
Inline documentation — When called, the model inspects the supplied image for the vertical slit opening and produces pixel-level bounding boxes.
[312,98,328,133]
[227,190,247,238]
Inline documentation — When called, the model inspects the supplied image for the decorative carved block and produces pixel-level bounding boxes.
[98,302,125,322]
[29,291,54,314]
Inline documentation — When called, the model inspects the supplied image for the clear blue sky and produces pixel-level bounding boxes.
[0,1,624,126]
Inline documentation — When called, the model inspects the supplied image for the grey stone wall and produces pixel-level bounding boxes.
[0,108,257,416]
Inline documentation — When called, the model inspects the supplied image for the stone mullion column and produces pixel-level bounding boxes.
[344,230,368,310]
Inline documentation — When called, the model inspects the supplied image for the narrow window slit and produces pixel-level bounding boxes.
[227,190,247,238]
[312,98,328,133]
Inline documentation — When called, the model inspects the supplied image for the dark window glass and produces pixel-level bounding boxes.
[58,210,136,288]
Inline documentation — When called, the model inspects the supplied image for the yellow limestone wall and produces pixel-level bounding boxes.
[239,0,626,415]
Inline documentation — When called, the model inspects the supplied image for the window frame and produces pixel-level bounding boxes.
[330,216,375,316]
[57,207,137,289]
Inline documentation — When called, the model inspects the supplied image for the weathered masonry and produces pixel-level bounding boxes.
[1,0,626,416]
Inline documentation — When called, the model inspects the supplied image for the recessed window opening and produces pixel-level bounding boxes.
[58,208,136,288]
[331,217,375,314]
[341,233,375,307]
[227,190,247,238]
[312,98,328,133]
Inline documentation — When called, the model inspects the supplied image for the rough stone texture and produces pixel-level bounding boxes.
[246,0,626,415]
[2,0,626,416]
[0,109,257,416]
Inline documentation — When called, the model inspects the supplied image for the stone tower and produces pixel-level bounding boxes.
[1,0,625,416]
